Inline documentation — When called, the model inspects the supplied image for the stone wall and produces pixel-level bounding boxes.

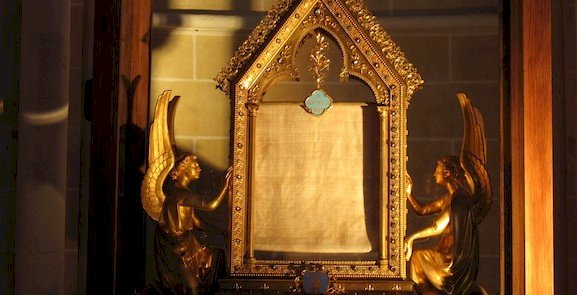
[0,0,89,292]
[65,0,91,293]
[150,0,500,293]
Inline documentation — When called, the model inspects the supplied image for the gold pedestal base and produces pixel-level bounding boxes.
[218,278,414,294]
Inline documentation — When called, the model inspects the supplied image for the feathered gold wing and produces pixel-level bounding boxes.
[141,90,177,222]
[458,93,493,226]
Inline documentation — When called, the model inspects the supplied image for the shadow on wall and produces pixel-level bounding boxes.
[150,0,182,52]
[116,74,147,294]
[143,0,257,290]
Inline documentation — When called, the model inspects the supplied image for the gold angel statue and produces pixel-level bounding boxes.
[404,93,492,295]
[141,90,232,294]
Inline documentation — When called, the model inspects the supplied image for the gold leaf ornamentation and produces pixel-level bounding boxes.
[309,32,331,89]
[342,0,423,96]
[215,0,299,97]
[218,0,422,279]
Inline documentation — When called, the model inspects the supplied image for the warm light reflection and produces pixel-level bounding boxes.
[22,103,69,125]
[160,0,268,11]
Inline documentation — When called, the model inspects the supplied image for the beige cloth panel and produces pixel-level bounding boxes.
[253,103,372,253]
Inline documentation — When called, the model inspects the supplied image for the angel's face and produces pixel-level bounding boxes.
[185,161,202,180]
[433,163,446,185]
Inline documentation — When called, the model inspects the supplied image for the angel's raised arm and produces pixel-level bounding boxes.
[406,173,449,216]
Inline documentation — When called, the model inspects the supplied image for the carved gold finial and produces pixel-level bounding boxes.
[309,31,331,89]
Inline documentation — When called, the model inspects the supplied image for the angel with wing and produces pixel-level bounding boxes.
[141,90,232,294]
[404,93,492,295]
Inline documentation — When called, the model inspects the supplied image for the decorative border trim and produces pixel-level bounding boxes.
[223,0,421,279]
[215,0,424,99]
[215,0,299,96]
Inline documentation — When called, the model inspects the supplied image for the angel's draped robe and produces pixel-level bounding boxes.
[410,189,479,294]
[154,183,223,293]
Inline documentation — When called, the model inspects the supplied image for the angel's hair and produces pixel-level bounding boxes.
[170,154,198,180]
[438,155,467,188]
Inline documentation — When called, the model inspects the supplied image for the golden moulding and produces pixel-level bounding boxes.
[215,0,423,280]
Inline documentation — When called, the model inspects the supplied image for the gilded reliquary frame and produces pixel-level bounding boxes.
[216,0,422,279]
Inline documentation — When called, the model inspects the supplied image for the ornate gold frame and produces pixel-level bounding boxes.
[216,0,422,279]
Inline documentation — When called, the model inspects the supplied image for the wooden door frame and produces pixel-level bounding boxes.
[505,0,554,294]
[87,0,555,294]
[87,0,152,294]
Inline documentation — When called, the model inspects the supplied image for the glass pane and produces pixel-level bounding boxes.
[394,3,500,294]
[149,1,501,292]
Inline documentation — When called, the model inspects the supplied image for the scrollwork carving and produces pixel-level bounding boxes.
[302,4,341,31]
[342,0,423,96]
[262,43,299,90]
[215,0,300,96]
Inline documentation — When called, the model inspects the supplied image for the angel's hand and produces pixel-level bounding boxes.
[405,172,413,196]
[404,236,414,261]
